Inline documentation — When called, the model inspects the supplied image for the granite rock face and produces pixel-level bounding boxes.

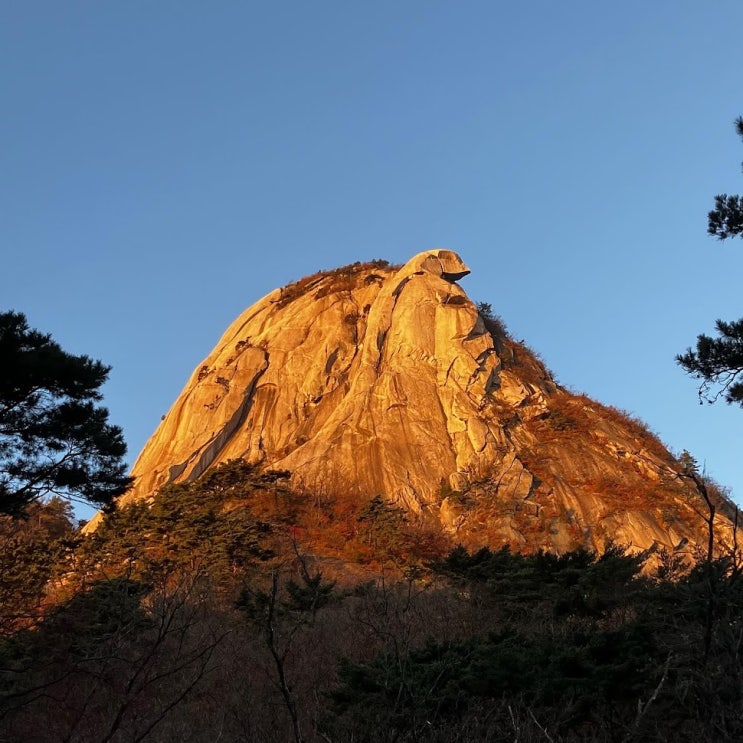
[109,250,732,554]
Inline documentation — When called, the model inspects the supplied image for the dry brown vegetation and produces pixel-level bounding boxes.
[4,477,743,742]
[275,259,400,308]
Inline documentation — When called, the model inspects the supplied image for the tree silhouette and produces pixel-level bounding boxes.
[708,117,743,241]
[0,311,131,516]
[678,118,743,405]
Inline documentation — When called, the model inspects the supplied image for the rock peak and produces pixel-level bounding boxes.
[401,249,471,282]
[101,253,733,556]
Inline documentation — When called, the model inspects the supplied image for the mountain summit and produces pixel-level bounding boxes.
[113,250,731,554]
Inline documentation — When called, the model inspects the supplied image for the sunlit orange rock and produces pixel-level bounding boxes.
[96,250,734,556]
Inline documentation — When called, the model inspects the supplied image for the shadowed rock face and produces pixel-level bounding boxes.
[107,250,733,555]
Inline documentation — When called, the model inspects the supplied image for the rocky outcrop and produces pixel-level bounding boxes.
[104,250,733,555]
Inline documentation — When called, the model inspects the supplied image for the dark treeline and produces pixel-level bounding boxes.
[1,460,743,742]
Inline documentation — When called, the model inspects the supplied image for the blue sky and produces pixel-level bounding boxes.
[3,2,743,518]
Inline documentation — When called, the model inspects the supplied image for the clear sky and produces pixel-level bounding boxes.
[3,2,743,519]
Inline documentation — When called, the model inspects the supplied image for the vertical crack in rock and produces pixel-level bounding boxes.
[324,348,339,376]
[375,328,388,358]
[493,454,534,501]
[374,276,409,373]
[171,350,269,484]
[433,380,468,473]
[391,275,412,298]
[465,347,499,394]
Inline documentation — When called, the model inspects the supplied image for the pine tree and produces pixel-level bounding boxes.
[0,311,132,516]
[678,118,743,405]
[708,117,743,240]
